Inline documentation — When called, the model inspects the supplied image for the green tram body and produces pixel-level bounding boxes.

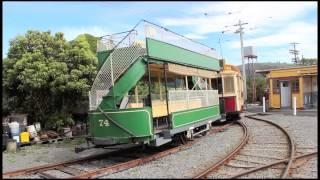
[88,30,222,147]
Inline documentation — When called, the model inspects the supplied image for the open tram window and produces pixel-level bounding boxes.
[211,77,222,94]
[126,75,150,109]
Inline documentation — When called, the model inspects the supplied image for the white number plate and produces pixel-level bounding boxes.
[98,119,110,127]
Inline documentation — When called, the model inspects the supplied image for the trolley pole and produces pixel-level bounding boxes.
[235,20,248,110]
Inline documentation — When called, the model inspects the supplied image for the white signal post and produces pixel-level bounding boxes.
[293,96,296,116]
[263,96,266,113]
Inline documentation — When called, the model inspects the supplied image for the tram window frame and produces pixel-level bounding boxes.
[223,76,235,94]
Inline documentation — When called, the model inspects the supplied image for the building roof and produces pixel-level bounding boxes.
[256,65,317,78]
[255,65,317,74]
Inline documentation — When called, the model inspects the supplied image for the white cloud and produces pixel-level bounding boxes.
[158,1,316,35]
[184,33,206,40]
[157,2,317,62]
[228,22,317,49]
[55,26,111,40]
[227,21,317,61]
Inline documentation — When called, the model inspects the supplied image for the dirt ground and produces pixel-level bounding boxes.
[2,138,119,173]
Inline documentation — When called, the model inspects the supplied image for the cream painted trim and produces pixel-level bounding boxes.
[167,63,218,78]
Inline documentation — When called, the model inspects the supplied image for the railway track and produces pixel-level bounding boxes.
[193,114,317,179]
[3,121,232,179]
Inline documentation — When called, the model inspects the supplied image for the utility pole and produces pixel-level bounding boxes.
[290,42,300,64]
[218,38,223,59]
[234,20,248,109]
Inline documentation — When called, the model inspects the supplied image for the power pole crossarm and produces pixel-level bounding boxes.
[290,42,300,64]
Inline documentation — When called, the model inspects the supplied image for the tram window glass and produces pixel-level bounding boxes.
[175,75,186,90]
[211,78,222,94]
[273,80,280,94]
[291,79,299,92]
[224,76,234,93]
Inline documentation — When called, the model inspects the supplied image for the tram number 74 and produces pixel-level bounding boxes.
[98,119,110,127]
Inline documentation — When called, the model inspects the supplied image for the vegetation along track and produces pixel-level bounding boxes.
[193,114,317,179]
[3,122,232,179]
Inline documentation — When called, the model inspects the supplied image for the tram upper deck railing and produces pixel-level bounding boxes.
[90,20,220,110]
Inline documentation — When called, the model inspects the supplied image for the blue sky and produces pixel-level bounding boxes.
[3,1,318,65]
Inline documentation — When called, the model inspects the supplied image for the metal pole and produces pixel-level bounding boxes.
[147,60,152,107]
[110,55,116,109]
[219,38,223,59]
[293,96,296,116]
[263,96,266,113]
[239,20,247,110]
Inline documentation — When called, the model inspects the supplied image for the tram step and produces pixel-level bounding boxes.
[151,137,172,147]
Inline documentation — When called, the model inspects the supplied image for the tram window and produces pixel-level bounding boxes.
[224,76,234,93]
[187,76,194,90]
[175,75,186,90]
[211,78,222,94]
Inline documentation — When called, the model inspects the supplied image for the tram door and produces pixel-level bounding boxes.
[280,81,291,107]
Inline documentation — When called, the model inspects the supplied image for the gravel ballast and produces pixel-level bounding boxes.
[3,112,317,178]
[252,113,318,179]
[100,124,244,178]
[2,138,134,173]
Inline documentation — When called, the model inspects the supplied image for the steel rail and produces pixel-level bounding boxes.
[245,115,295,178]
[3,121,232,179]
[229,151,318,178]
[2,145,137,178]
[193,121,249,179]
[70,122,233,179]
[71,142,195,179]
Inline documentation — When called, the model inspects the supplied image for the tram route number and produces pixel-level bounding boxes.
[98,119,110,127]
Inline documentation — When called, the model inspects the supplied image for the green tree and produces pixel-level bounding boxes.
[73,33,99,54]
[3,30,98,130]
[300,58,317,65]
[246,76,266,103]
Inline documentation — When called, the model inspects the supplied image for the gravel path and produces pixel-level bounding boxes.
[208,117,291,179]
[2,138,133,173]
[99,124,244,178]
[252,113,318,179]
[3,113,317,178]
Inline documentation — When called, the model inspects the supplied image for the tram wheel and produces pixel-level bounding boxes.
[179,134,188,145]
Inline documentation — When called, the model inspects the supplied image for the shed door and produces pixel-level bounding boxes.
[280,81,291,107]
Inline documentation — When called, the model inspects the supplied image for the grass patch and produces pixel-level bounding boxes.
[53,137,86,148]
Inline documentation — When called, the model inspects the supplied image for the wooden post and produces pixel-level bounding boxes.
[310,76,313,107]
[293,96,296,116]
[185,76,189,109]
[269,78,273,109]
[205,79,209,106]
[163,64,169,116]
[158,72,162,101]
[299,76,303,109]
